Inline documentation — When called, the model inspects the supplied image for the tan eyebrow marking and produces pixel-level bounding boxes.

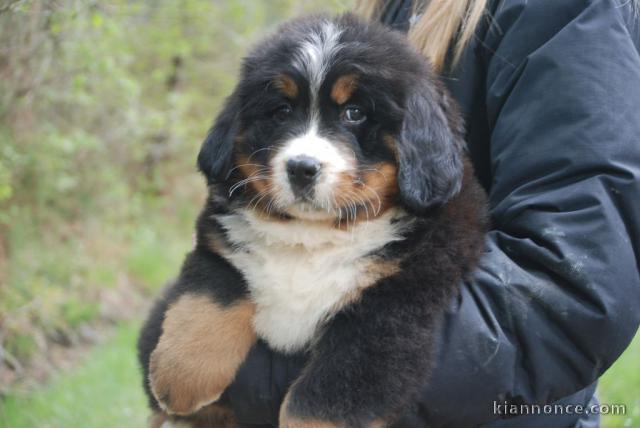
[274,74,299,99]
[330,74,359,105]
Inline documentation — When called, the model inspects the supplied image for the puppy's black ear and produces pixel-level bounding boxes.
[197,91,240,184]
[397,81,464,213]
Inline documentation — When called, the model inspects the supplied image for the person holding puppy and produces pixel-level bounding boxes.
[223,1,640,427]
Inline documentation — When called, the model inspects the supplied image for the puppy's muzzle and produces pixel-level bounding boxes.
[286,155,322,197]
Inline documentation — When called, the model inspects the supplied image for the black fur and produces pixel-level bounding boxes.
[138,13,488,428]
[197,90,241,184]
[397,82,465,213]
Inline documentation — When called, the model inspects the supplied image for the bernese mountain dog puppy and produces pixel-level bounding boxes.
[138,13,487,428]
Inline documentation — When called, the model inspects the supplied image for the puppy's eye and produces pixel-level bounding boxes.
[342,105,366,124]
[273,104,292,122]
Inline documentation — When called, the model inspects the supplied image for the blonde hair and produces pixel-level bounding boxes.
[356,0,488,72]
[357,0,640,72]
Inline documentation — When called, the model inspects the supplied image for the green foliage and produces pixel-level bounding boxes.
[60,298,100,329]
[598,331,640,428]
[0,323,148,428]
[4,334,37,362]
[0,0,351,378]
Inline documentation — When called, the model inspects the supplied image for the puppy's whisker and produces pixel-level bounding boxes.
[349,190,372,226]
[264,183,278,216]
[251,192,271,212]
[246,186,272,211]
[333,195,342,228]
[358,168,389,181]
[246,147,277,161]
[246,190,266,209]
[227,163,269,175]
[359,183,383,216]
[229,174,270,196]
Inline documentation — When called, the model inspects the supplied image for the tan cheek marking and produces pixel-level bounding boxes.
[149,295,256,416]
[334,161,397,225]
[235,153,270,194]
[275,74,299,99]
[362,161,398,201]
[331,136,399,226]
[330,74,358,105]
[383,135,399,159]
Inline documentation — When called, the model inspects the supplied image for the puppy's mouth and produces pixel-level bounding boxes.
[285,201,335,221]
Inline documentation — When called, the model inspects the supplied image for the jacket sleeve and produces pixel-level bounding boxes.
[416,0,640,426]
[227,1,640,426]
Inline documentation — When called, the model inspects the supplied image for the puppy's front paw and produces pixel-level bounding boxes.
[149,348,223,415]
[148,294,256,415]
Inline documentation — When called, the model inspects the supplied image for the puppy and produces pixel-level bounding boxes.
[138,13,487,428]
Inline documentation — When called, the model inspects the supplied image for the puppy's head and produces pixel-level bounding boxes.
[198,14,464,222]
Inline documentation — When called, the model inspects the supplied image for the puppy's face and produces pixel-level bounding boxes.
[199,14,465,223]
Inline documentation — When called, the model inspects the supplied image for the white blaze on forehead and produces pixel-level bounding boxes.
[293,20,342,122]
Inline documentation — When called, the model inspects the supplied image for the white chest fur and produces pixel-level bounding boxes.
[216,209,408,353]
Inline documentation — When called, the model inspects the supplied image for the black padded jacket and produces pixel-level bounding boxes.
[225,1,640,426]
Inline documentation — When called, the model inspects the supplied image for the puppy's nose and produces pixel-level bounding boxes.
[286,155,321,191]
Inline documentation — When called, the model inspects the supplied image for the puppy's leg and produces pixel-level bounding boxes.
[140,249,256,418]
[279,274,452,428]
[150,294,255,415]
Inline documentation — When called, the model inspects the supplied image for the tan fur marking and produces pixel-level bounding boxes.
[279,393,344,428]
[327,257,400,318]
[333,160,398,227]
[149,295,256,416]
[330,74,358,105]
[233,153,292,222]
[357,258,401,289]
[361,161,398,206]
[383,135,399,159]
[235,153,269,194]
[279,391,389,428]
[280,417,344,428]
[275,74,299,99]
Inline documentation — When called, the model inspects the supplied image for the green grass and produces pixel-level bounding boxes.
[598,331,640,428]
[0,322,149,428]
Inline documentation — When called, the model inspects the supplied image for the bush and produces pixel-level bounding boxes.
[0,0,349,381]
